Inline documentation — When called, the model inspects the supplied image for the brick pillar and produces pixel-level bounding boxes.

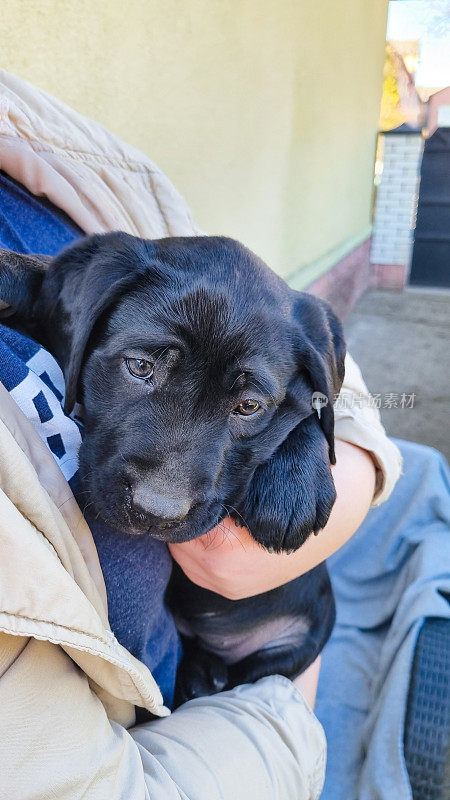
[370,131,423,289]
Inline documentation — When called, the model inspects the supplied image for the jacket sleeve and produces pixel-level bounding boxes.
[334,353,403,505]
[132,676,325,800]
[0,633,325,800]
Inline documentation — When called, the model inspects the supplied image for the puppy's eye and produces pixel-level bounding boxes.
[125,358,154,380]
[234,399,260,416]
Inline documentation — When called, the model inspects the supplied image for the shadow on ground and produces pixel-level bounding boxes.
[344,288,450,462]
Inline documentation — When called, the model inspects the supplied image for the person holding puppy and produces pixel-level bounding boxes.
[0,72,401,800]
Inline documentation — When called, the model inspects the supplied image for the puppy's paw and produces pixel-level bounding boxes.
[235,469,336,553]
[234,415,337,553]
[174,643,228,706]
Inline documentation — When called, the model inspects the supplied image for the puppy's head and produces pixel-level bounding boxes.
[0,234,345,549]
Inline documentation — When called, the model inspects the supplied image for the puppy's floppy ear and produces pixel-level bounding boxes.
[235,293,346,553]
[1,233,155,415]
[39,232,154,415]
[0,249,51,318]
[291,293,346,464]
[61,272,139,415]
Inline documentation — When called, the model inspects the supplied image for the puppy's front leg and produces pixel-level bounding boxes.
[174,637,229,706]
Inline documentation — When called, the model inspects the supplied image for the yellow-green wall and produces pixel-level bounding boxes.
[1,0,388,282]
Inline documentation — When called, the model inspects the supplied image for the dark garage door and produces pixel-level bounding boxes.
[410,127,450,288]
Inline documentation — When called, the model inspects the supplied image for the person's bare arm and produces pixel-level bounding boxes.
[169,439,376,600]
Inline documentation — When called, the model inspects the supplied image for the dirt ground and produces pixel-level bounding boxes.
[344,287,450,463]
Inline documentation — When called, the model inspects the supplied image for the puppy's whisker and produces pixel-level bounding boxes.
[117,452,128,468]
[147,345,171,369]
[229,371,245,391]
[202,524,226,550]
[215,517,246,550]
[80,500,95,516]
[224,524,246,549]
[80,468,97,482]
[223,504,253,541]
[203,528,218,549]
[217,522,229,548]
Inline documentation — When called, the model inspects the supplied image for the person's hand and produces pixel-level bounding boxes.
[169,439,376,600]
[169,518,299,599]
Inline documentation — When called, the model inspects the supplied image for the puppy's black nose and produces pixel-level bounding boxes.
[131,484,192,523]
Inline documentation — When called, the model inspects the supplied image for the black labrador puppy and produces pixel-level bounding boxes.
[0,233,345,703]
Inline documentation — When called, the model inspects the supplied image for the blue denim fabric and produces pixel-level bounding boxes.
[316,440,450,799]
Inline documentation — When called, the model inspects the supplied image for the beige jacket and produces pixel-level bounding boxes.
[0,71,401,800]
[0,381,327,800]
